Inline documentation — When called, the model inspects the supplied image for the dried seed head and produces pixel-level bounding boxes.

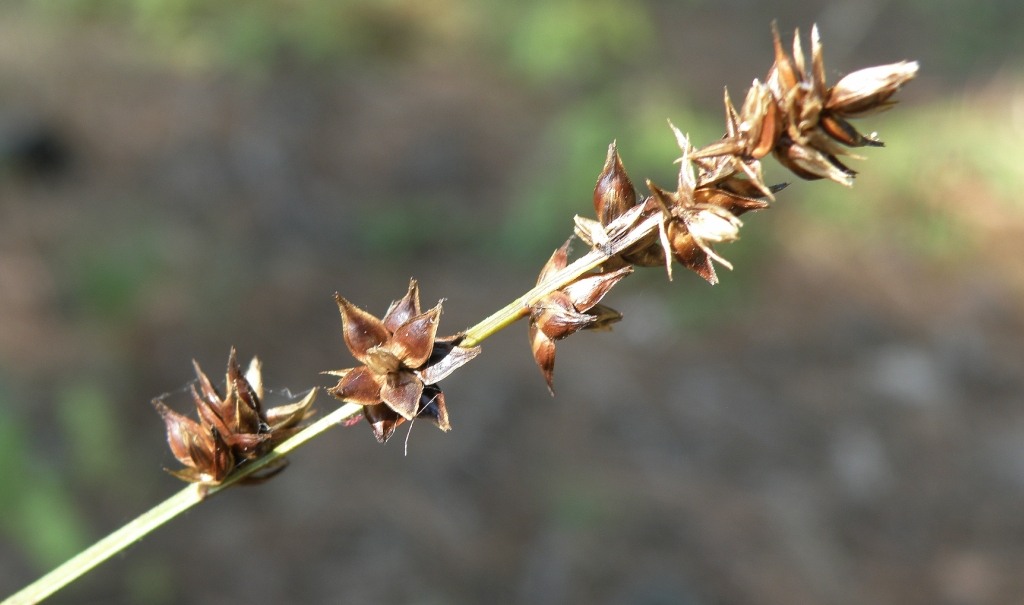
[761,23,917,184]
[328,279,478,443]
[155,351,316,485]
[578,145,671,271]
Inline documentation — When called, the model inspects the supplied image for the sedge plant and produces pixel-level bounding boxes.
[2,23,918,605]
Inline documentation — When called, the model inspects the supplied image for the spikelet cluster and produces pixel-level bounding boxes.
[155,350,315,484]
[157,24,917,458]
[539,23,916,390]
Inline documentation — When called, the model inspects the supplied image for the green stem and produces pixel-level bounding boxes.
[2,401,363,605]
[2,486,199,605]
[4,210,661,605]
[462,212,661,347]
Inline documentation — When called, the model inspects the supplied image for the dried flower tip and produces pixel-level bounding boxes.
[264,388,317,437]
[764,23,917,183]
[191,354,268,459]
[698,81,779,162]
[819,113,883,148]
[594,141,638,225]
[768,21,803,96]
[417,385,451,432]
[827,61,920,117]
[698,177,783,217]
[528,321,558,396]
[244,356,264,402]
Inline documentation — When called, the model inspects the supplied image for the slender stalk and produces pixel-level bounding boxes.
[2,486,200,605]
[3,212,660,604]
[2,402,363,605]
[4,212,660,605]
[462,212,661,347]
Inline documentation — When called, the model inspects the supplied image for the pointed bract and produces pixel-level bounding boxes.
[330,365,383,406]
[383,279,422,333]
[418,386,451,432]
[389,305,441,369]
[363,403,404,444]
[418,338,482,384]
[381,370,423,420]
[335,294,391,363]
[528,321,559,395]
[594,142,638,225]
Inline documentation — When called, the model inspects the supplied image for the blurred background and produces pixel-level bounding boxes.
[1,0,1022,603]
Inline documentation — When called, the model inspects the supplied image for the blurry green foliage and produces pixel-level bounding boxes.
[0,385,89,568]
[65,225,163,322]
[123,556,176,605]
[493,0,652,84]
[23,0,654,81]
[498,90,721,258]
[353,194,481,258]
[56,382,123,484]
[904,0,1024,72]
[792,99,1019,263]
[549,473,615,531]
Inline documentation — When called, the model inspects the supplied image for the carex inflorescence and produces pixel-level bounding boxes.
[157,23,917,471]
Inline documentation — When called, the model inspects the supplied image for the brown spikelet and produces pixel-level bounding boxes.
[765,23,918,185]
[155,351,316,485]
[528,240,631,393]
[328,279,480,443]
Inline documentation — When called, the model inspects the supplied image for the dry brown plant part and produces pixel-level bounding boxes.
[766,23,918,184]
[156,349,316,485]
[528,239,632,393]
[327,279,481,443]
